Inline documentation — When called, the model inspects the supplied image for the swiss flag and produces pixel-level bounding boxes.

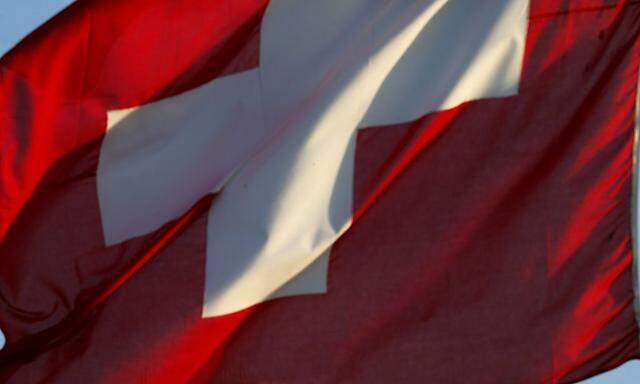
[1,1,640,383]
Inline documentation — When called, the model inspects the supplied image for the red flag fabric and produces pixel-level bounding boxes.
[1,1,640,383]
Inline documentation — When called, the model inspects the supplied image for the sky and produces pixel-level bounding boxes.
[0,1,639,383]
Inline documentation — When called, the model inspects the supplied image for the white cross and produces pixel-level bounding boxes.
[97,0,529,317]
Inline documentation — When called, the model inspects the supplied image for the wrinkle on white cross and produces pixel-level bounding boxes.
[97,0,529,317]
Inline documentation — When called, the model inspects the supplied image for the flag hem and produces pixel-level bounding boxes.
[632,64,640,340]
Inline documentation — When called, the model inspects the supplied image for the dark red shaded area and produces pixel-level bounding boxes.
[0,1,640,383]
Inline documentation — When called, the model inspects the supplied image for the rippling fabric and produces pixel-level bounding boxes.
[0,1,639,383]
